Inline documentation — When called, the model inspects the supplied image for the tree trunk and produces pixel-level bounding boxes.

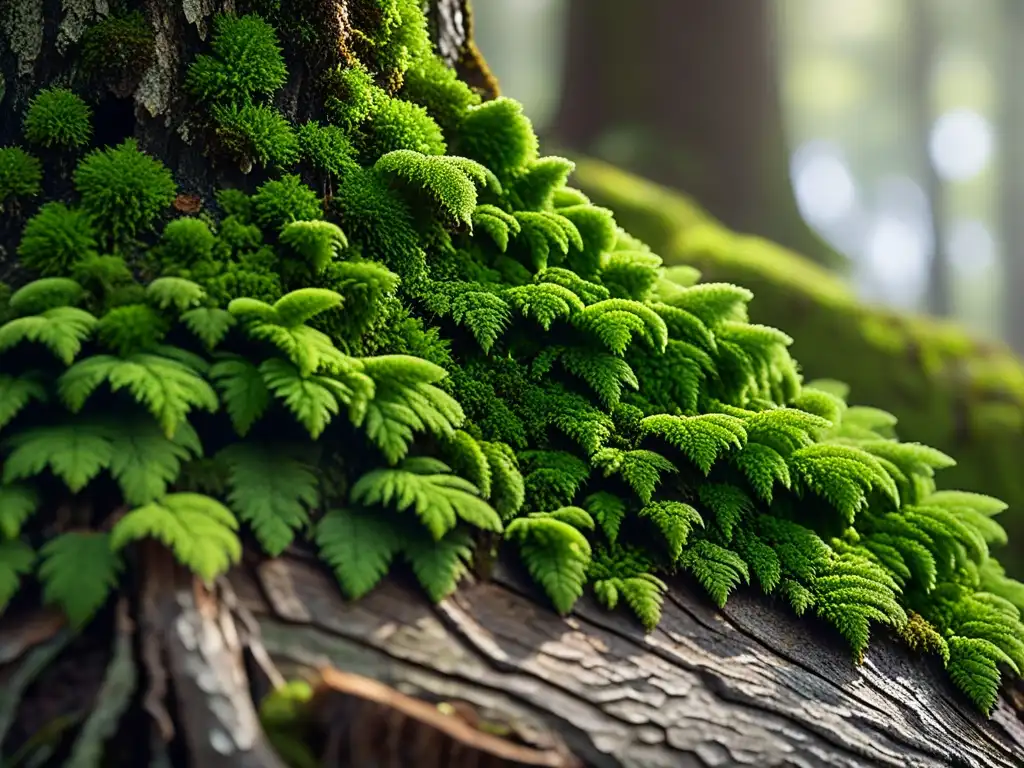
[2,2,1024,767]
[546,0,846,270]
[999,0,1024,353]
[909,0,951,318]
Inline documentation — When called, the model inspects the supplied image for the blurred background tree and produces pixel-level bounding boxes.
[471,0,1024,573]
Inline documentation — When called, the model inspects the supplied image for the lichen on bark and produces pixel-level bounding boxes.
[1,0,44,77]
[57,0,111,53]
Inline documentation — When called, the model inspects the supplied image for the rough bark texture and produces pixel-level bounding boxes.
[546,0,845,270]
[224,555,1024,768]
[3,2,1024,766]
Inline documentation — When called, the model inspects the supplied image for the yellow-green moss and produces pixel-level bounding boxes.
[572,156,1024,573]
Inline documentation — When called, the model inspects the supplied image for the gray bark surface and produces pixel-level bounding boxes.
[228,555,1024,768]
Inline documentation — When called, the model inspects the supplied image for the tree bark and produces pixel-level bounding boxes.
[999,0,1024,353]
[546,0,846,270]
[2,2,1024,766]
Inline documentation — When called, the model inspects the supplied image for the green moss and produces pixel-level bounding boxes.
[3,5,1024,725]
[252,174,323,231]
[364,92,446,158]
[185,14,287,106]
[73,139,177,244]
[0,147,42,206]
[572,156,1024,573]
[80,11,156,82]
[17,202,98,275]
[23,87,92,150]
[296,122,359,178]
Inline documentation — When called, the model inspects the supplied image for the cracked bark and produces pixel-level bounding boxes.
[2,1,1024,766]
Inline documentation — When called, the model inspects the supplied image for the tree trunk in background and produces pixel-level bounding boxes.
[1000,0,1024,353]
[909,0,952,318]
[2,2,1024,766]
[548,0,846,270]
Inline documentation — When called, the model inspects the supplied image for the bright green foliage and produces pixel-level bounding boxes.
[23,88,92,150]
[187,14,296,170]
[73,140,177,243]
[17,203,98,276]
[0,147,42,206]
[2,8,1023,722]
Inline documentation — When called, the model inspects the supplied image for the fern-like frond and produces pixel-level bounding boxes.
[506,514,592,614]
[576,298,668,355]
[584,491,627,544]
[591,447,676,504]
[639,501,703,561]
[403,527,475,602]
[359,355,464,462]
[731,442,791,503]
[640,413,746,474]
[679,539,749,608]
[472,203,520,251]
[315,505,400,599]
[0,372,48,433]
[146,276,207,312]
[0,306,98,364]
[37,531,122,628]
[0,539,35,614]
[59,351,219,438]
[221,443,319,556]
[0,484,38,539]
[110,492,241,582]
[181,307,236,351]
[504,282,584,330]
[698,483,754,543]
[350,457,502,540]
[479,440,525,520]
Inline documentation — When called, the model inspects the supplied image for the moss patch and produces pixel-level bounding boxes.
[572,156,1024,575]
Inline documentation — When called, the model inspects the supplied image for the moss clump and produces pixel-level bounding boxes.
[0,147,42,206]
[80,11,156,82]
[73,139,177,244]
[17,202,98,275]
[252,174,323,231]
[23,87,93,150]
[185,13,288,105]
[2,8,1024,726]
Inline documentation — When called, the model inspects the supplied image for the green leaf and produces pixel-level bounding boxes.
[272,288,344,327]
[58,353,219,438]
[209,356,272,436]
[146,277,207,311]
[0,539,35,613]
[3,423,114,492]
[350,460,502,540]
[38,532,122,628]
[403,528,475,602]
[110,493,241,582]
[107,419,202,505]
[0,306,98,364]
[259,358,341,439]
[221,443,319,556]
[315,506,400,599]
[0,373,48,433]
[181,307,236,350]
[0,484,39,539]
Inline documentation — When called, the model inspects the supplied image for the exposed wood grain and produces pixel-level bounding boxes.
[227,556,1024,768]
